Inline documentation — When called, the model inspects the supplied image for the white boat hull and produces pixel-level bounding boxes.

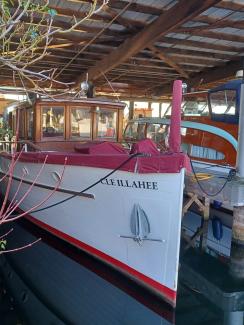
[0,156,185,306]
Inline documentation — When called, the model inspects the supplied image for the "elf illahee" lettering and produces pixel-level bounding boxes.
[101,178,158,190]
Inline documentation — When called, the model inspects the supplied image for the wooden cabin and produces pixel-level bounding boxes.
[7,98,125,151]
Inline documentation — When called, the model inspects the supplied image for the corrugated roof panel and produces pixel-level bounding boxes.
[81,20,108,30]
[64,2,84,11]
[214,39,244,47]
[48,0,60,6]
[187,35,205,42]
[166,33,189,39]
[200,7,233,17]
[105,24,126,32]
[226,11,244,20]
[119,11,153,23]
[213,39,236,46]
[229,28,244,36]
[54,0,88,12]
[181,21,208,28]
[197,37,221,44]
[231,0,244,4]
[154,42,172,47]
[223,41,244,48]
[212,27,244,35]
[54,15,73,24]
[89,18,124,31]
[134,0,178,10]
[162,0,178,10]
[166,44,238,55]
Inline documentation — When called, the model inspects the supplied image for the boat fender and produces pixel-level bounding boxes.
[213,200,222,209]
[212,217,223,241]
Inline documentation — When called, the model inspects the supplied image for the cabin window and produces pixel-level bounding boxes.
[190,145,225,160]
[124,122,146,141]
[210,90,236,115]
[182,100,208,116]
[96,109,117,139]
[42,106,64,138]
[146,123,169,143]
[71,107,91,139]
[138,123,146,140]
[26,108,34,139]
[124,122,138,140]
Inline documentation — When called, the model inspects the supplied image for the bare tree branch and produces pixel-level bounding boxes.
[0,0,110,96]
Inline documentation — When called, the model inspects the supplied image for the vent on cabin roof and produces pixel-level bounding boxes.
[80,81,94,98]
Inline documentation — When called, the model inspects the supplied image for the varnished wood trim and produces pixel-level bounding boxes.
[4,173,95,199]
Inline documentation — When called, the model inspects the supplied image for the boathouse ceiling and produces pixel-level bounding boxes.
[1,0,244,100]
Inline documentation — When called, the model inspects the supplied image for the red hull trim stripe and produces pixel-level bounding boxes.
[25,214,177,305]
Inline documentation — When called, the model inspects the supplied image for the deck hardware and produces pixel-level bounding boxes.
[22,167,29,175]
[51,171,62,182]
[120,204,163,245]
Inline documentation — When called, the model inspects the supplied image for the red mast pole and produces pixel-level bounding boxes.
[169,80,182,153]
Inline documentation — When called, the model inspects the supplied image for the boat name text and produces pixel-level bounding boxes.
[101,178,158,190]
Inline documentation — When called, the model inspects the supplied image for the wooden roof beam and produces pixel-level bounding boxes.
[148,45,189,79]
[154,59,243,96]
[75,0,222,86]
[186,59,243,88]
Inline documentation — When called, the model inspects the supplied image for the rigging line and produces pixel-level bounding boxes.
[54,1,134,80]
[189,156,236,197]
[101,71,120,101]
[25,152,141,214]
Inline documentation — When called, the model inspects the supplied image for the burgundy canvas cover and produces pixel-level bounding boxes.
[130,139,159,156]
[74,141,127,155]
[3,150,191,174]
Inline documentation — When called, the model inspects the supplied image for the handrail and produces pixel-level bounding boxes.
[23,140,42,151]
[0,140,42,153]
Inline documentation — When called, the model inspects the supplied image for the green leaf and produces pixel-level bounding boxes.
[48,8,57,17]
[0,240,7,251]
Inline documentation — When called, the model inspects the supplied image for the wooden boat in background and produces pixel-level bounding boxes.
[124,79,242,167]
[183,79,240,166]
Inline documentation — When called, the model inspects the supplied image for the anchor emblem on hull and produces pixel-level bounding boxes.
[120,204,163,245]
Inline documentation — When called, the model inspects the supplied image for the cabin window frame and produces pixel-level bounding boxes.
[70,106,92,140]
[41,105,65,140]
[146,123,169,143]
[208,88,239,124]
[26,107,34,140]
[182,98,209,116]
[93,107,118,141]
[123,121,147,142]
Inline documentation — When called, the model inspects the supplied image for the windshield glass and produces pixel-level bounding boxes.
[124,122,145,141]
[96,109,117,139]
[182,100,208,116]
[146,123,169,143]
[209,89,236,115]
